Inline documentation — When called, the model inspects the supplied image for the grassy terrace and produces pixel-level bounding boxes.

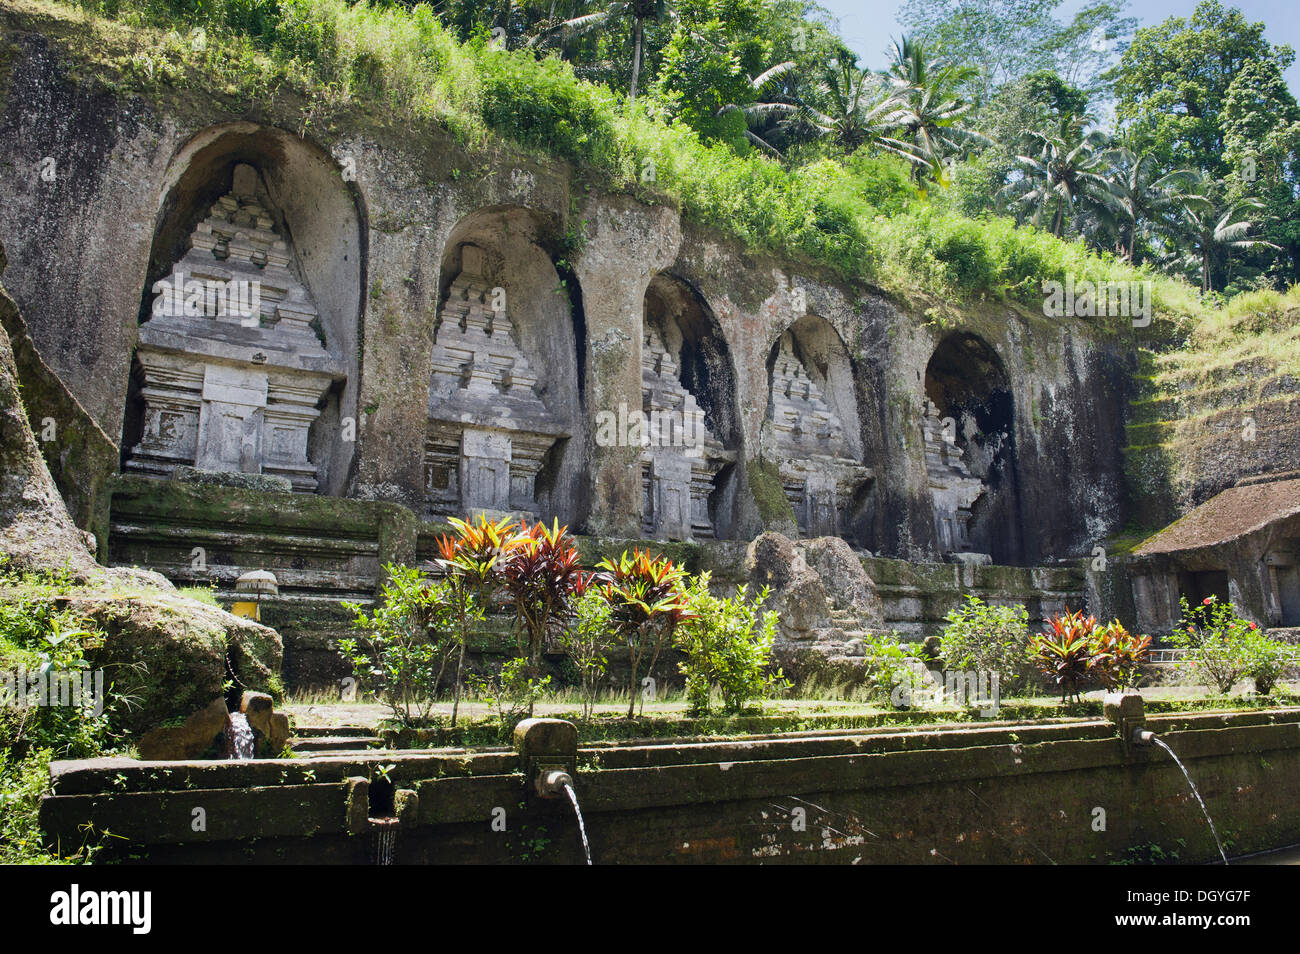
[11,0,1203,327]
[284,686,1300,748]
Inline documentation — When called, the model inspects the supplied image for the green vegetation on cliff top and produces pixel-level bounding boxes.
[24,0,1208,324]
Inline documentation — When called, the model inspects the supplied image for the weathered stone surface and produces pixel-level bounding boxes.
[68,588,283,736]
[0,254,101,578]
[136,697,228,760]
[746,532,881,654]
[1128,476,1300,632]
[240,690,274,739]
[173,466,293,493]
[513,718,578,758]
[269,712,291,756]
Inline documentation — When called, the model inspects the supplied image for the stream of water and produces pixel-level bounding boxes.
[1151,737,1228,865]
[371,818,400,865]
[563,781,592,865]
[224,712,255,760]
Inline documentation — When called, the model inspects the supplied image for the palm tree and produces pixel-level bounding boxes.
[794,58,909,157]
[528,0,677,99]
[1001,114,1122,238]
[1106,146,1199,263]
[884,36,987,183]
[1160,176,1279,292]
[715,60,800,155]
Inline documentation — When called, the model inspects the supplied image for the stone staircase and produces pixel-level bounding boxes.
[289,725,384,754]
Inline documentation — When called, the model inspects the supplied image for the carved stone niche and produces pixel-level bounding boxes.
[767,333,871,537]
[921,399,987,558]
[126,164,344,491]
[640,324,735,541]
[425,245,568,518]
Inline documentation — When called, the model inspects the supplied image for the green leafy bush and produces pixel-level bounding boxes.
[340,563,458,725]
[1241,630,1295,695]
[1169,596,1261,694]
[937,595,1034,694]
[557,588,616,720]
[467,657,551,734]
[673,573,786,715]
[857,631,927,708]
[0,572,119,863]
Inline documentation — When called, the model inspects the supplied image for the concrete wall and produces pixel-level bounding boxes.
[39,706,1300,864]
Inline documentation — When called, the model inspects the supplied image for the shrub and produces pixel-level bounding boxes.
[594,549,691,719]
[1168,596,1260,694]
[673,573,785,716]
[1093,621,1152,691]
[467,657,550,734]
[1240,630,1297,695]
[500,518,585,714]
[434,513,517,723]
[937,595,1034,695]
[0,582,119,863]
[852,631,928,708]
[1031,609,1105,703]
[340,563,457,725]
[557,587,616,721]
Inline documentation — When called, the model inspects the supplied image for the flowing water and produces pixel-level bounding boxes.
[371,818,400,865]
[223,711,256,760]
[1151,737,1228,865]
[563,781,592,865]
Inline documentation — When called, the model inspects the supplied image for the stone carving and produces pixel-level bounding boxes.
[126,164,343,491]
[746,531,884,657]
[425,244,568,517]
[922,399,986,557]
[766,333,871,537]
[640,323,734,540]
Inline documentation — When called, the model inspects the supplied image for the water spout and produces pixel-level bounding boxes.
[535,769,592,865]
[223,711,255,760]
[563,781,592,866]
[1132,727,1157,746]
[371,817,400,865]
[1149,736,1228,866]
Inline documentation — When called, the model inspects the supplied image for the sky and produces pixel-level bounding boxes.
[817,0,1300,94]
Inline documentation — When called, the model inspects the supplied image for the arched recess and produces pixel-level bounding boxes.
[121,123,365,496]
[922,332,1022,563]
[426,205,584,526]
[640,274,741,540]
[764,313,872,542]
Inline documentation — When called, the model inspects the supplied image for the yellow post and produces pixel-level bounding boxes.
[231,601,261,622]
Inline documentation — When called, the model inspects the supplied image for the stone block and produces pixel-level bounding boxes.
[136,697,227,761]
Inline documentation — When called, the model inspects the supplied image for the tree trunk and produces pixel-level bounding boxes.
[630,18,643,100]
[451,602,467,724]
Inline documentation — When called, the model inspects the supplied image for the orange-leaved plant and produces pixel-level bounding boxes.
[434,513,520,724]
[500,518,586,715]
[595,548,693,719]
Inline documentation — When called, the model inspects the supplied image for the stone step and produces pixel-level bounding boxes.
[290,735,383,752]
[293,725,373,738]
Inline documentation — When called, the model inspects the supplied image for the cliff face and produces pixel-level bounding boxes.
[0,3,1136,566]
[0,238,99,577]
[1125,292,1300,532]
